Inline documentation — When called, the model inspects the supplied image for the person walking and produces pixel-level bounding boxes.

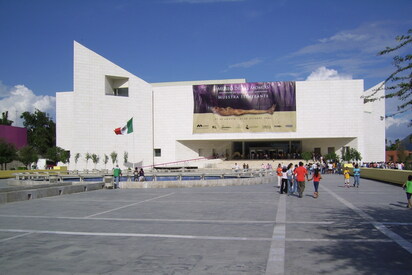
[294,161,308,198]
[276,163,282,188]
[113,165,121,189]
[308,168,322,198]
[286,163,294,196]
[353,164,361,188]
[343,166,350,188]
[280,166,288,194]
[402,175,412,208]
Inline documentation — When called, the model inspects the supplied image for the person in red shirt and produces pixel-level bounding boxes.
[308,168,322,198]
[294,161,308,198]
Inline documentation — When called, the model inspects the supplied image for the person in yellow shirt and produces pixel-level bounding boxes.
[343,167,350,188]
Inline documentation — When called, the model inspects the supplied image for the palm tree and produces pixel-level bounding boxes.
[74,153,81,171]
[110,151,118,167]
[103,154,109,169]
[91,153,100,169]
[85,152,91,170]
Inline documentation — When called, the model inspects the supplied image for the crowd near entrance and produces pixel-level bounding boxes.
[231,141,302,160]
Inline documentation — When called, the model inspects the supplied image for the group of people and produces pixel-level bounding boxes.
[112,165,145,189]
[276,162,318,198]
[362,162,406,170]
[276,162,362,199]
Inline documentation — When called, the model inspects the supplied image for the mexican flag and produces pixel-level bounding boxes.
[114,117,133,135]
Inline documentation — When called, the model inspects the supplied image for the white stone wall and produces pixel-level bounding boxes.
[362,82,386,162]
[57,42,386,171]
[56,42,153,170]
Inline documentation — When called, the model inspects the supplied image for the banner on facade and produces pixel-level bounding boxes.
[193,82,296,133]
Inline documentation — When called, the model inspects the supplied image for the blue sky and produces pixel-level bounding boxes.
[0,0,411,142]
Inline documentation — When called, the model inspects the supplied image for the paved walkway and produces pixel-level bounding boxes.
[0,174,411,274]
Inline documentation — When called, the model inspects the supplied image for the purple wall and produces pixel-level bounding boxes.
[0,125,28,149]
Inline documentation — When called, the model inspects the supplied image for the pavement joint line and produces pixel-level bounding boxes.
[0,214,350,225]
[0,229,272,241]
[0,214,276,224]
[265,194,286,275]
[84,192,175,218]
[41,199,277,204]
[0,229,408,243]
[321,185,412,254]
[0,232,32,243]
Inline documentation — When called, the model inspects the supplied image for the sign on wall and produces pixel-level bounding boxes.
[193,82,296,133]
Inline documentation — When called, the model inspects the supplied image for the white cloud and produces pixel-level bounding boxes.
[228,58,262,69]
[385,116,409,129]
[306,66,352,81]
[0,83,56,127]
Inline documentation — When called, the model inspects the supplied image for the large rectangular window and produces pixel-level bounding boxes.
[154,149,161,157]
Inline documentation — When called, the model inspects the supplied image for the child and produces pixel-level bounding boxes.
[402,175,412,208]
[308,168,322,198]
[343,166,350,188]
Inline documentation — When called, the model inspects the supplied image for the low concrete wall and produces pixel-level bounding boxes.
[0,182,105,204]
[351,168,411,186]
[121,175,277,189]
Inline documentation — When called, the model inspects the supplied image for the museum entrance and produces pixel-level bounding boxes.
[232,141,302,160]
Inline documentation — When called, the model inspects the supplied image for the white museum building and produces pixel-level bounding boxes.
[56,42,385,170]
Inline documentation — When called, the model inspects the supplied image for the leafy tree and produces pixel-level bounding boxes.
[324,152,339,163]
[21,109,56,155]
[364,29,412,120]
[0,139,17,170]
[0,111,13,126]
[301,152,312,163]
[341,148,362,162]
[18,146,38,169]
[91,153,100,169]
[45,146,69,165]
[351,148,362,162]
[110,151,118,166]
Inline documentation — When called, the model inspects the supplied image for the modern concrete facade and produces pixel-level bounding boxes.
[56,42,385,170]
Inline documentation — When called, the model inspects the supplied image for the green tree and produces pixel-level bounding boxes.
[301,151,312,163]
[45,146,69,165]
[364,29,412,119]
[18,146,39,169]
[324,152,339,163]
[341,148,362,163]
[0,139,17,170]
[91,153,100,169]
[21,109,56,155]
[110,151,118,166]
[0,111,13,126]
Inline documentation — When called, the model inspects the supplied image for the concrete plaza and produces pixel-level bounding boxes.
[0,174,411,274]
